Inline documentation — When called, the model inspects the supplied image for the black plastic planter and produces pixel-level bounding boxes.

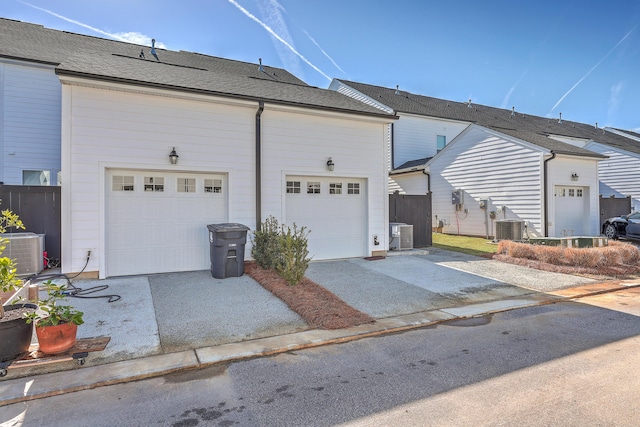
[0,304,36,362]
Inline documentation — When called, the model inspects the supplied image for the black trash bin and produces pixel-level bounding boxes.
[207,223,250,279]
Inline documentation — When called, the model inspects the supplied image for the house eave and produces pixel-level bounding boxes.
[56,69,399,121]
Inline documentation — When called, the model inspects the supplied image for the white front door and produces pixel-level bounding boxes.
[106,170,227,276]
[285,176,367,260]
[554,186,588,237]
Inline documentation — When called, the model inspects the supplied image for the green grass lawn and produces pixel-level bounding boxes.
[431,233,498,257]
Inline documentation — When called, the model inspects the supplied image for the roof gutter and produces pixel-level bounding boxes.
[255,101,264,231]
[543,152,556,237]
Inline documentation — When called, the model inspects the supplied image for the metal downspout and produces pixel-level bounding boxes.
[255,101,264,231]
[543,152,556,237]
[390,123,395,170]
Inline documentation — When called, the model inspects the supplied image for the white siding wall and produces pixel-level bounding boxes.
[393,114,468,169]
[1,61,61,184]
[62,82,390,274]
[585,142,640,211]
[546,155,600,236]
[390,172,429,195]
[261,107,389,254]
[429,126,544,237]
[62,83,256,275]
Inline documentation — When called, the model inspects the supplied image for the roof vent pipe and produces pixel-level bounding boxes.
[395,85,400,95]
[467,99,472,108]
[558,112,562,124]
[511,106,515,117]
[595,122,598,129]
[259,58,264,72]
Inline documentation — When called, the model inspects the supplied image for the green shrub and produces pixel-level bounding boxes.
[251,216,281,270]
[276,222,311,286]
[251,216,312,285]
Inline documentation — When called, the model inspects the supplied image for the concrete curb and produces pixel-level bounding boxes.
[1,280,639,406]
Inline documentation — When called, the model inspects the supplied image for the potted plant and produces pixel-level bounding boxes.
[24,281,84,355]
[0,208,36,362]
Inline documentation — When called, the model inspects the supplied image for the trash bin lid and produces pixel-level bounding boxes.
[207,223,250,233]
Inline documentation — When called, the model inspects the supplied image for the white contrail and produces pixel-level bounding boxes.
[270,0,347,77]
[19,1,165,47]
[501,68,528,109]
[303,29,347,76]
[550,25,637,112]
[228,0,331,81]
[258,0,303,79]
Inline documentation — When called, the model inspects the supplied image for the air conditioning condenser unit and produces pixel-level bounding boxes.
[494,220,523,241]
[4,232,44,276]
[389,223,414,250]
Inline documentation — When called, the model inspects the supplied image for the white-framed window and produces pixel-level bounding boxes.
[329,182,342,195]
[144,176,164,192]
[112,175,134,191]
[437,135,446,152]
[204,179,222,193]
[177,177,196,193]
[23,170,50,186]
[286,181,301,194]
[568,189,575,197]
[307,182,321,194]
[576,189,583,197]
[347,182,360,195]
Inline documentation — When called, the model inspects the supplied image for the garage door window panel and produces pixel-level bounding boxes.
[348,182,360,195]
[178,177,196,193]
[329,183,342,195]
[204,179,222,193]
[113,175,135,191]
[144,176,164,192]
[307,182,321,194]
[286,181,301,194]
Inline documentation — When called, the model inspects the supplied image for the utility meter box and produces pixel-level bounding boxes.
[451,189,464,205]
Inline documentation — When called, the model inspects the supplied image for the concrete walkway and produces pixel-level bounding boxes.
[1,249,638,406]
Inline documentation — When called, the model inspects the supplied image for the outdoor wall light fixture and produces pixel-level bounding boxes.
[169,147,179,165]
[571,173,579,181]
[327,157,335,171]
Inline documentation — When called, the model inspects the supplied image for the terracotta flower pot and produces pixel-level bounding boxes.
[36,322,78,355]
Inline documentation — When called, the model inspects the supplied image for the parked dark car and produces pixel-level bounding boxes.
[602,212,640,240]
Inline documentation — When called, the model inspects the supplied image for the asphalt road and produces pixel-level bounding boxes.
[2,288,640,426]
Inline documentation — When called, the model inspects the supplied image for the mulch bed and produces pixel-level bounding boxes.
[245,262,375,330]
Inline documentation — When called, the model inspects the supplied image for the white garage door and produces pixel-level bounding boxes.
[285,176,366,260]
[106,170,227,276]
[554,185,588,237]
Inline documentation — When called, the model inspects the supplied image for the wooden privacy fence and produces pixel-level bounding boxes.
[0,185,61,262]
[389,192,432,248]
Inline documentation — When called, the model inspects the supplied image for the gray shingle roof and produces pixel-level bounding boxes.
[337,79,638,157]
[0,18,395,119]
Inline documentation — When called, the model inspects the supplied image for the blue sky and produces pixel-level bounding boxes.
[4,0,640,131]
